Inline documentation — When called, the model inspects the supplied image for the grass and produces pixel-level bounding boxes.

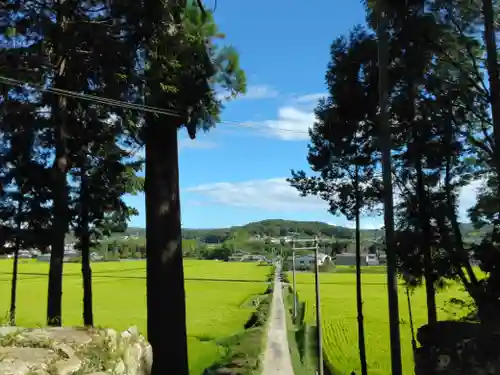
[283,287,316,375]
[205,292,272,375]
[290,268,473,375]
[0,259,270,375]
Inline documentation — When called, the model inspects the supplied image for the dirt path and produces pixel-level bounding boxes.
[261,263,294,375]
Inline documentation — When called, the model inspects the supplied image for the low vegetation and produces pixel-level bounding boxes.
[205,291,272,375]
[283,285,316,375]
[0,259,271,374]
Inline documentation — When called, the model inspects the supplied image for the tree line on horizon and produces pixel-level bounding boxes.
[290,0,500,374]
[0,1,245,374]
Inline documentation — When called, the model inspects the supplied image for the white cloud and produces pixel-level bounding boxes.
[292,93,327,109]
[295,93,325,103]
[178,138,217,150]
[246,106,314,141]
[458,179,483,221]
[186,177,482,225]
[243,85,279,99]
[333,219,383,231]
[186,177,325,211]
[218,84,279,101]
[122,138,216,157]
[243,92,328,141]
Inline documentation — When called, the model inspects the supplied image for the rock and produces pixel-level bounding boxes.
[0,347,57,375]
[0,326,152,375]
[120,330,132,343]
[124,342,143,375]
[141,342,153,374]
[0,326,23,337]
[53,356,82,375]
[436,354,451,371]
[50,343,82,375]
[126,326,139,338]
[114,359,126,375]
[40,327,94,346]
[26,371,49,375]
[103,328,118,351]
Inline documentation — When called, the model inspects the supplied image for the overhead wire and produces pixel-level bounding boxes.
[0,74,310,137]
[0,76,184,118]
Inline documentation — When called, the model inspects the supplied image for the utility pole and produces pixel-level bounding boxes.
[291,240,297,320]
[314,236,324,375]
[293,237,323,375]
[406,286,417,360]
[376,1,403,375]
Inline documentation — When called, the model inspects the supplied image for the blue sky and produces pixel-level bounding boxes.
[125,0,479,229]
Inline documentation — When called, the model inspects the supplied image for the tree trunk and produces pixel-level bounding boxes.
[415,156,437,325]
[145,117,189,375]
[377,3,403,374]
[80,159,93,327]
[47,88,69,327]
[47,2,69,326]
[354,167,368,375]
[9,196,23,325]
[407,60,437,325]
[482,0,500,230]
[443,150,478,288]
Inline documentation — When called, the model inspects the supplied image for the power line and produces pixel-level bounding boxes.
[0,75,310,136]
[0,76,184,118]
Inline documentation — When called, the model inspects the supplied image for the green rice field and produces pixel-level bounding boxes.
[0,259,271,374]
[292,268,474,375]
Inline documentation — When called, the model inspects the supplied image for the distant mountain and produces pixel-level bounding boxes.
[180,219,377,244]
[122,219,487,244]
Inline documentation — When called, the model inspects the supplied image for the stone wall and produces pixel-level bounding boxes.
[415,321,500,375]
[0,326,152,375]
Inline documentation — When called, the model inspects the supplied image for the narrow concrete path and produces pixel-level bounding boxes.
[262,263,295,375]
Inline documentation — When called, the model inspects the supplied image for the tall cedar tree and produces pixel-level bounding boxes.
[62,1,145,324]
[366,0,500,323]
[391,0,500,322]
[289,27,380,375]
[0,102,51,325]
[365,0,483,322]
[435,0,500,321]
[386,1,441,325]
[69,110,143,326]
[0,24,52,324]
[122,3,246,374]
[2,0,143,325]
[361,3,406,371]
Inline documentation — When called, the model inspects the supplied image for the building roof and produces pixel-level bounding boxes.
[336,252,370,257]
[296,252,330,260]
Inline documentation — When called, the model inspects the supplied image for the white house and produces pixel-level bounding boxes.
[366,253,380,266]
[295,253,331,270]
[240,254,268,263]
[37,248,82,262]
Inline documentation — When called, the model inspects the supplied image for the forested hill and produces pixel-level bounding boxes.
[122,219,488,244]
[180,219,378,243]
[123,219,369,243]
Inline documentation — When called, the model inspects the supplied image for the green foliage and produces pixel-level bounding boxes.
[283,289,315,375]
[289,26,381,221]
[182,219,359,243]
[287,0,500,327]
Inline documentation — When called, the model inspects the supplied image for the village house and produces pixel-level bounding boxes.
[294,252,331,270]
